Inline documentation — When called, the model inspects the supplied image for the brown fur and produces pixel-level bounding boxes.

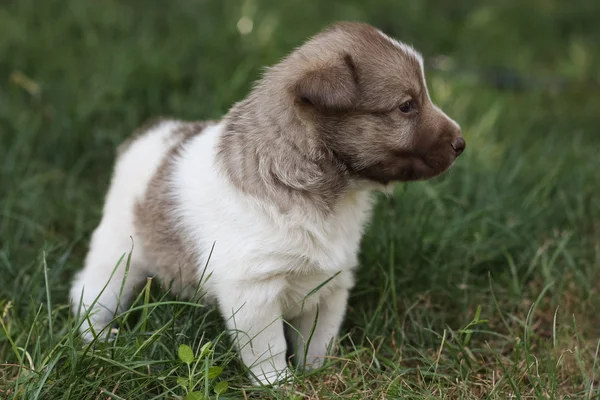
[133,120,215,294]
[217,22,464,214]
[129,22,464,286]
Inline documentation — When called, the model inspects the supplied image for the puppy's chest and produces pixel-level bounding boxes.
[272,193,373,274]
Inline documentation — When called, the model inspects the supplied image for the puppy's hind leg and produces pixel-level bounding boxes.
[70,222,148,341]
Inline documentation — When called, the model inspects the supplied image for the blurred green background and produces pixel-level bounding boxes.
[1,0,600,398]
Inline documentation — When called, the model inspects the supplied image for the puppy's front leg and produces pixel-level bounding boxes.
[216,279,290,386]
[288,285,349,370]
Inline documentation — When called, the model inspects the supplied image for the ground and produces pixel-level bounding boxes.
[1,0,600,399]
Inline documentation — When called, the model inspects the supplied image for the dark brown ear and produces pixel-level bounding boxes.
[294,54,358,111]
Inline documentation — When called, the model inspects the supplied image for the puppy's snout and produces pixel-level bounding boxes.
[451,137,466,156]
[434,107,465,157]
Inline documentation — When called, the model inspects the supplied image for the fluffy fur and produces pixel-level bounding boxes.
[70,22,465,386]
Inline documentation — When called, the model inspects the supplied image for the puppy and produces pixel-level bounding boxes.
[70,22,465,385]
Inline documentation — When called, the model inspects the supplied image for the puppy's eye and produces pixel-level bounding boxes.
[398,100,414,114]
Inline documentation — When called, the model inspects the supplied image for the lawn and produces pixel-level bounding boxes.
[1,0,600,398]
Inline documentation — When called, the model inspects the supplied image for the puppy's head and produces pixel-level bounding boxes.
[275,22,465,184]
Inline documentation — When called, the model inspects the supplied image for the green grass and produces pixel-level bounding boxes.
[1,0,600,398]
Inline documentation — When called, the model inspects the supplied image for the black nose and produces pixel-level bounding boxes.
[451,137,466,155]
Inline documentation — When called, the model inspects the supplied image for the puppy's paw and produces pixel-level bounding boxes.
[250,367,293,387]
[295,353,326,371]
[79,326,119,343]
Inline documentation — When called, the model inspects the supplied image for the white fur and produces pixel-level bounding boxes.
[377,29,424,67]
[70,121,183,341]
[71,121,374,385]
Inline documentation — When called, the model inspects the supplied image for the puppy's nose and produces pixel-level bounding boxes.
[451,137,466,156]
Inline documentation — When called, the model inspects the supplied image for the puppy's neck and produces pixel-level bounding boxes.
[216,83,353,216]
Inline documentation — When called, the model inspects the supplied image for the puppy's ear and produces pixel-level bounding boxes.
[294,54,358,111]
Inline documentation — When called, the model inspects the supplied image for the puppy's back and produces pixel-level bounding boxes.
[102,120,184,225]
